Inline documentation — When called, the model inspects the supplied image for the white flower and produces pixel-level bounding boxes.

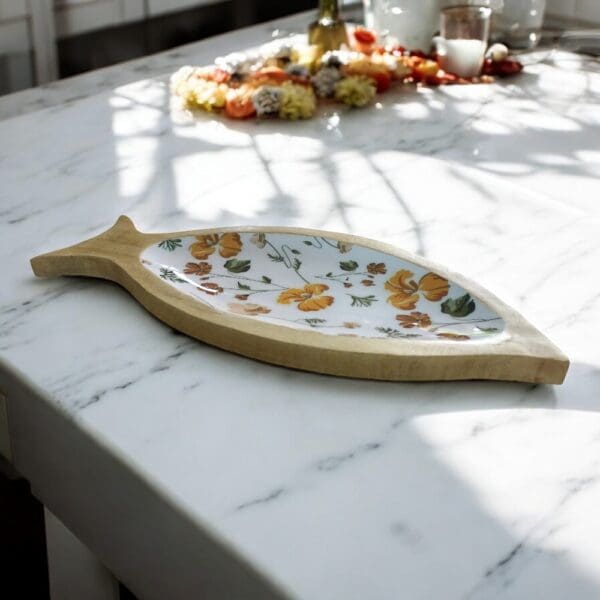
[215,51,262,75]
[260,41,293,61]
[170,66,195,94]
[487,43,509,62]
[321,50,363,68]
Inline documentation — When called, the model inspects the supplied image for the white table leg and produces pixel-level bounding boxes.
[45,508,120,600]
[27,0,59,84]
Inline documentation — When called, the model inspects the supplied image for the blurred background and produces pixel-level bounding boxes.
[0,0,320,96]
[1,0,598,97]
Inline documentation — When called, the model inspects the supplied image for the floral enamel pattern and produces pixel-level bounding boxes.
[141,232,506,342]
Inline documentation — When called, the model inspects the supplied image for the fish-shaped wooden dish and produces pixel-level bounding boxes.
[30,216,568,384]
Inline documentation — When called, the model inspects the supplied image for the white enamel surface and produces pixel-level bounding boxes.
[141,232,505,341]
[1,17,600,600]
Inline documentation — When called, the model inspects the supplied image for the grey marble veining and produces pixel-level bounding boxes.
[1,14,600,600]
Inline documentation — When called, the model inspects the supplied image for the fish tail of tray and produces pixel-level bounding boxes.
[30,215,143,278]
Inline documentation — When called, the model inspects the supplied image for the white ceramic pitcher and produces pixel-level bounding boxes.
[364,0,442,51]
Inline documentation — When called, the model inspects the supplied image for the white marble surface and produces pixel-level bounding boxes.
[1,14,600,599]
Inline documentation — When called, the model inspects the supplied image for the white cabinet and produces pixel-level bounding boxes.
[0,0,146,53]
[54,0,146,38]
[0,0,27,21]
[147,0,218,17]
[54,0,130,39]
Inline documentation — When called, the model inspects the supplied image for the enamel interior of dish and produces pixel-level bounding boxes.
[141,232,506,342]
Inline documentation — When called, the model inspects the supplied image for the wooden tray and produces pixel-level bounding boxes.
[30,216,568,384]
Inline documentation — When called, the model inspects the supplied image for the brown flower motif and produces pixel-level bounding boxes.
[197,282,223,295]
[343,322,361,329]
[361,279,375,287]
[436,332,470,341]
[235,294,249,301]
[385,270,449,310]
[367,262,387,275]
[184,262,212,276]
[250,233,267,248]
[228,302,271,316]
[396,312,432,329]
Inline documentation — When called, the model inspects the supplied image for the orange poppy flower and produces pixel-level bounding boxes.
[277,283,334,312]
[189,233,242,260]
[385,270,449,310]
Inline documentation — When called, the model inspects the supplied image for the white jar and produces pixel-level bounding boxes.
[364,0,442,51]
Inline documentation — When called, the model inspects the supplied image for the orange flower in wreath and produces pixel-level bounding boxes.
[385,269,449,310]
[189,233,242,260]
[277,283,334,312]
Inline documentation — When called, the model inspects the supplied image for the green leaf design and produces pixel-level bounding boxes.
[293,258,302,271]
[349,294,378,308]
[303,241,313,246]
[340,260,359,272]
[304,318,326,327]
[159,267,186,283]
[267,253,284,263]
[441,294,476,318]
[477,327,499,334]
[224,259,251,273]
[261,276,272,284]
[375,327,420,339]
[158,238,182,251]
[237,282,251,290]
[290,249,301,255]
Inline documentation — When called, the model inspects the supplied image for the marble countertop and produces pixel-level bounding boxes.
[1,12,600,600]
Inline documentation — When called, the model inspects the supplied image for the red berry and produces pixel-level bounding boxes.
[354,28,377,45]
[497,59,523,77]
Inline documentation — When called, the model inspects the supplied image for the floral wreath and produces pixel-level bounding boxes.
[171,28,522,121]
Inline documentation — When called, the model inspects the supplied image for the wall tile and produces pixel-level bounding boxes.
[576,0,600,23]
[546,0,576,18]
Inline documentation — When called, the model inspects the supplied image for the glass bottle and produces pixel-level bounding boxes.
[308,0,349,52]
